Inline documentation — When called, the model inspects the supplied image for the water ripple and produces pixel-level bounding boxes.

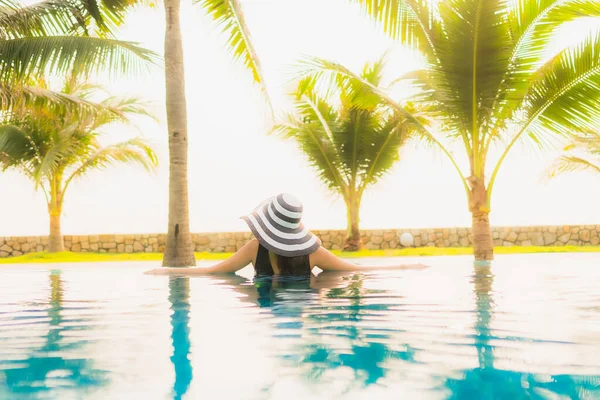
[1,254,600,399]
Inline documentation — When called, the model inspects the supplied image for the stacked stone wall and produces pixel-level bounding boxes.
[1,225,599,258]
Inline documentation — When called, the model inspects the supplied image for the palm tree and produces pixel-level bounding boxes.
[274,57,424,251]
[0,0,154,104]
[549,131,600,177]
[162,0,268,267]
[301,0,600,261]
[0,77,157,252]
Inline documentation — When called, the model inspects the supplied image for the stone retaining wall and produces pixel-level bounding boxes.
[1,225,599,258]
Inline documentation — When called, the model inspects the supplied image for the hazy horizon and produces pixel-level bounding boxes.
[1,0,599,237]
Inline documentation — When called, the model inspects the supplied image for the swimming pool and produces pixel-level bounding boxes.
[1,253,599,399]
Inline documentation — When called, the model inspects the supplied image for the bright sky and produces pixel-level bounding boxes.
[1,0,599,236]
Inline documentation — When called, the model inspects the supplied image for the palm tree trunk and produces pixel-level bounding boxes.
[471,211,493,261]
[162,0,195,267]
[343,197,362,251]
[47,175,64,253]
[467,175,493,261]
[48,208,64,252]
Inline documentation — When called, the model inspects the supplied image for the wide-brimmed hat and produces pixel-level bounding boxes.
[241,193,320,257]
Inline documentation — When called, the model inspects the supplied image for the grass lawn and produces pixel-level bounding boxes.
[1,246,599,264]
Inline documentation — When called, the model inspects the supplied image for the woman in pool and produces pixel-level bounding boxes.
[148,194,428,276]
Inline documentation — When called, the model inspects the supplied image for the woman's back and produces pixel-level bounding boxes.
[254,244,311,276]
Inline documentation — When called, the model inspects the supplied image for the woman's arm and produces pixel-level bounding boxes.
[145,240,259,275]
[310,247,429,272]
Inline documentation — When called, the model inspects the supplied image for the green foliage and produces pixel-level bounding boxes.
[197,0,269,99]
[0,0,131,38]
[317,0,600,208]
[0,36,156,82]
[0,76,157,205]
[274,55,419,200]
[0,0,155,87]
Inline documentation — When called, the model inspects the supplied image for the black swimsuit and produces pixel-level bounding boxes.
[254,244,311,277]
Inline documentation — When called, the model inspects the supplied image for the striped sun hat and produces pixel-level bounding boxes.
[241,193,321,257]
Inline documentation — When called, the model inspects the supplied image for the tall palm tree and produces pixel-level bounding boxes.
[0,77,157,252]
[549,130,600,177]
[0,0,154,100]
[301,0,600,261]
[163,0,195,266]
[274,57,424,251]
[162,0,268,267]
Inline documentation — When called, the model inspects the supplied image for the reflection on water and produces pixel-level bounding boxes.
[168,277,192,400]
[0,270,107,398]
[290,274,415,388]
[1,255,600,399]
[446,266,600,400]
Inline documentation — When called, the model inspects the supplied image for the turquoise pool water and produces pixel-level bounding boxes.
[1,253,599,399]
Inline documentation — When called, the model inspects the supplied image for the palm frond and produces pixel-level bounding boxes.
[0,36,157,82]
[524,31,600,136]
[273,118,348,193]
[272,82,348,192]
[62,137,157,192]
[359,112,412,192]
[548,155,600,177]
[0,123,32,169]
[510,0,600,65]
[297,57,413,121]
[297,56,448,150]
[0,81,104,114]
[280,55,445,201]
[71,95,155,131]
[197,0,270,105]
[340,54,389,111]
[1,75,157,196]
[0,0,86,38]
[547,130,600,178]
[489,31,600,197]
[32,122,80,184]
[0,0,137,39]
[360,52,387,87]
[296,55,470,194]
[432,0,513,150]
[491,0,600,130]
[99,96,155,121]
[387,68,430,89]
[352,0,439,60]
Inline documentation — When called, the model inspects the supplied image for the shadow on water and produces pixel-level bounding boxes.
[1,270,108,396]
[168,276,193,400]
[444,265,600,399]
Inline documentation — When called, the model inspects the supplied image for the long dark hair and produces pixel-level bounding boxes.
[271,252,310,275]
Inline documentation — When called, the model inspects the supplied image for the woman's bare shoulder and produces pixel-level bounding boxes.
[309,246,350,269]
